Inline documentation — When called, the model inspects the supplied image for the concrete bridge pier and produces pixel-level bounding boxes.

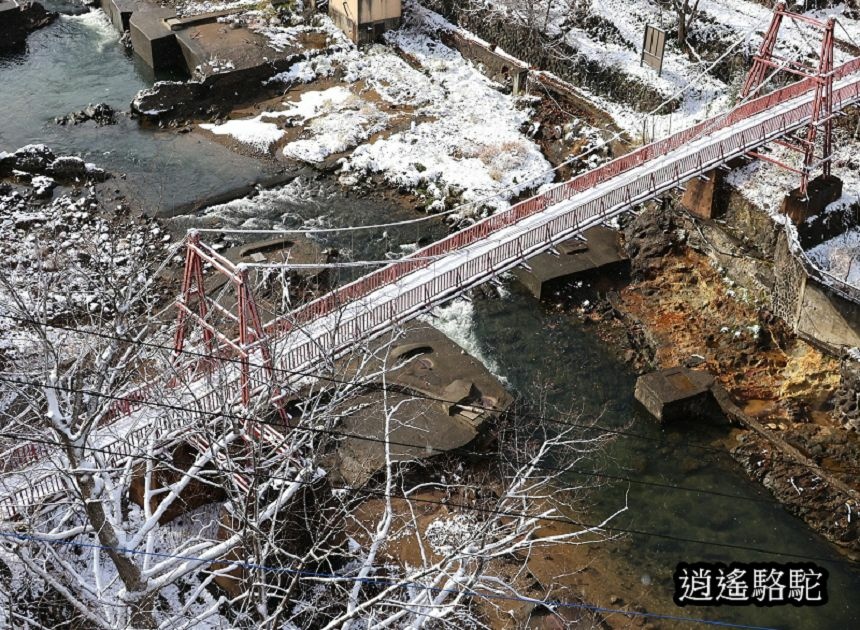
[781,174,843,224]
[682,168,843,226]
[680,169,724,220]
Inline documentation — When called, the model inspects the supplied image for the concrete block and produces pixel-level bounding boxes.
[129,8,181,71]
[782,175,842,224]
[107,0,139,31]
[634,367,715,424]
[512,226,627,299]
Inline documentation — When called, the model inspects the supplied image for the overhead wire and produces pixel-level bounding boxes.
[0,374,856,565]
[0,530,779,630]
[4,310,860,477]
[0,417,783,508]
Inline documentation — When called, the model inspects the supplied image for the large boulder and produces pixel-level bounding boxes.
[4,144,55,174]
[0,2,57,52]
[131,80,206,124]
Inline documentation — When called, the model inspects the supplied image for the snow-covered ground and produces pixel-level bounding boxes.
[491,0,860,140]
[726,131,860,218]
[201,6,554,215]
[0,150,176,415]
[175,0,260,18]
[808,227,860,284]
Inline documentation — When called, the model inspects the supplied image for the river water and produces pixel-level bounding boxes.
[458,283,860,629]
[4,8,860,629]
[0,10,277,214]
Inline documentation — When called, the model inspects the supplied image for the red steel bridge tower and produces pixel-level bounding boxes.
[742,1,836,200]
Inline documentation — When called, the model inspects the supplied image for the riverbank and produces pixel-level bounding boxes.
[550,201,860,560]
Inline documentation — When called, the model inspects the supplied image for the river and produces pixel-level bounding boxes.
[0,9,278,215]
[3,7,859,629]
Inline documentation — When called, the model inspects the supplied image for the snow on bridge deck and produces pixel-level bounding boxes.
[4,58,860,520]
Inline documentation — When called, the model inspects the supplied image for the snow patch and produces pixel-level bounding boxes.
[201,118,285,153]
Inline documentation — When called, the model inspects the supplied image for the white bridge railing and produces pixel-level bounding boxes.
[3,58,860,520]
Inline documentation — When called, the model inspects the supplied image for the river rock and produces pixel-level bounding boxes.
[47,156,107,182]
[2,145,55,175]
[0,1,57,52]
[55,103,117,127]
[131,80,207,123]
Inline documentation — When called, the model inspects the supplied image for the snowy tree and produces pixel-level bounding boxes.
[669,0,702,56]
[0,231,623,628]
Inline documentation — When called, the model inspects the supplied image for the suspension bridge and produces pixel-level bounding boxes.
[2,5,859,520]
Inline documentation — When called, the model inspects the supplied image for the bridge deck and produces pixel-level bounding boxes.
[4,60,860,519]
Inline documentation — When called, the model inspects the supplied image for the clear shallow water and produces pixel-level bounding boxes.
[167,173,450,281]
[465,283,860,630]
[0,11,275,214]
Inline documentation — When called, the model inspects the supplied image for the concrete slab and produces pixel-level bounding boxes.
[323,322,513,486]
[176,22,300,78]
[634,367,715,424]
[512,225,627,299]
[129,7,181,71]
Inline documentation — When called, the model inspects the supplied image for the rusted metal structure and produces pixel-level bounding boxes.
[742,1,836,197]
[173,231,279,410]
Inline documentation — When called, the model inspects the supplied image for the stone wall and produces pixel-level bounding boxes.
[795,279,860,353]
[833,355,860,430]
[417,0,675,113]
[772,229,805,326]
[682,185,860,356]
[682,183,778,299]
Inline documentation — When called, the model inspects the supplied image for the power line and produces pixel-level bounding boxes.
[0,427,790,556]
[5,310,860,478]
[0,409,781,507]
[1,376,855,565]
[0,530,778,630]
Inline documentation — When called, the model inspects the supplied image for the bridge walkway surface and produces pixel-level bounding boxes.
[3,57,860,520]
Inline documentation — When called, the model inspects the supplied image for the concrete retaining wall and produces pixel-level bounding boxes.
[683,182,860,355]
[771,230,860,353]
[439,30,528,94]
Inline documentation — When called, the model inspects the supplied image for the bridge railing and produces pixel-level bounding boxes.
[268,59,860,337]
[272,70,860,376]
[4,59,860,486]
[0,402,209,520]
[135,59,859,408]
